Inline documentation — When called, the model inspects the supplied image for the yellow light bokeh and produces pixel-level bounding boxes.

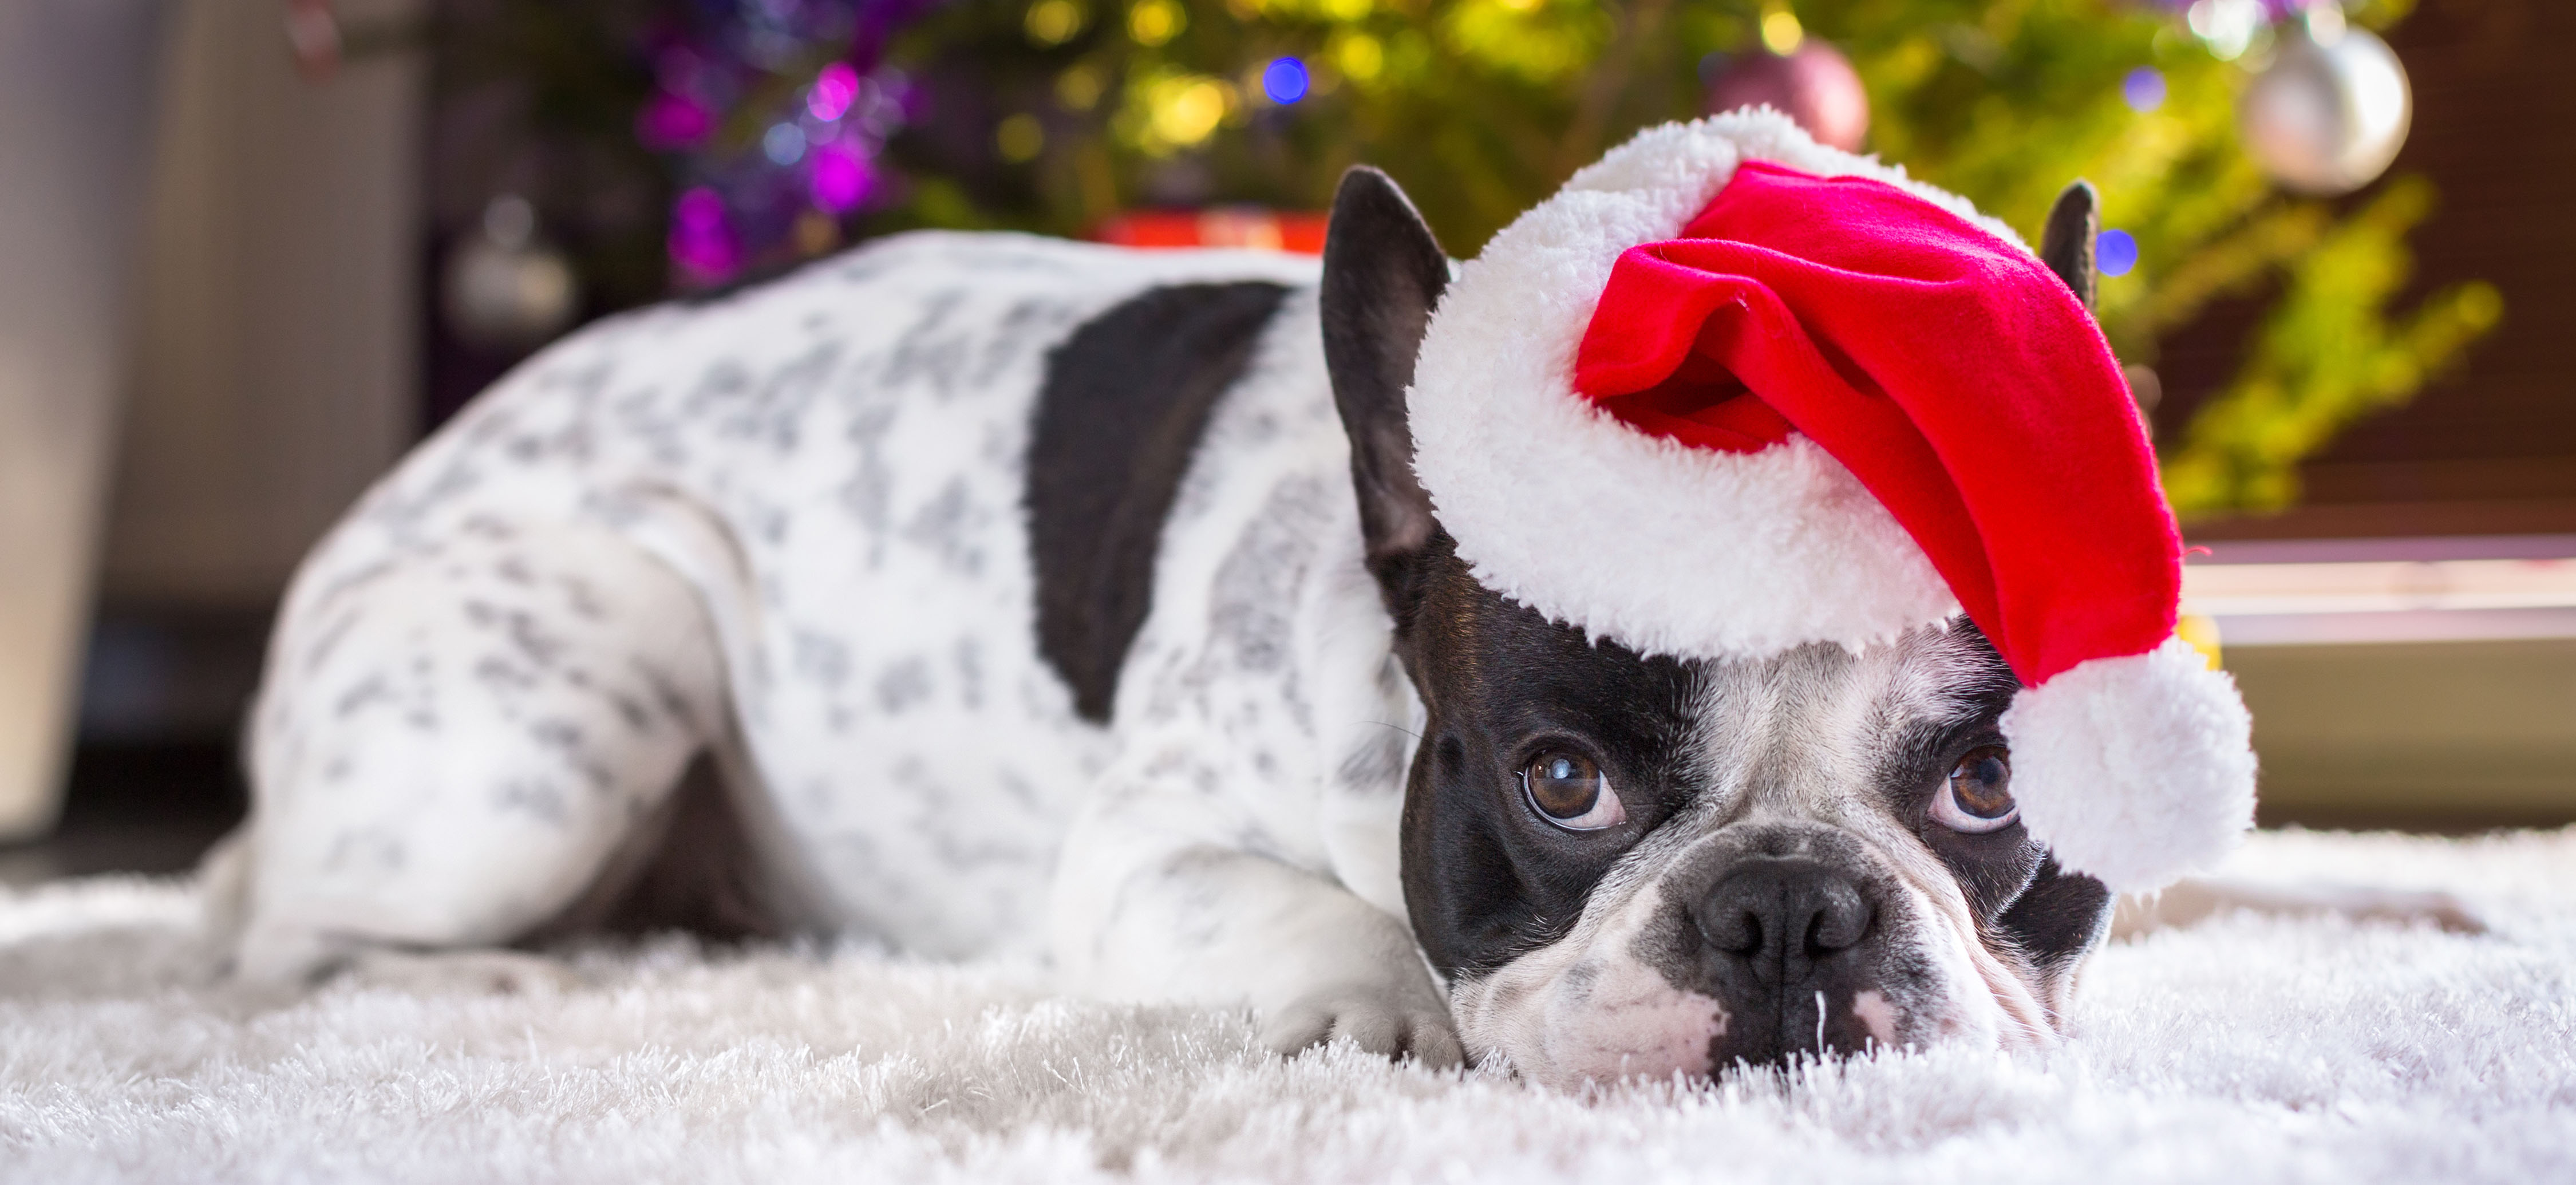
[1148,77,1228,145]
[1129,0,1186,46]
[1056,65,1104,110]
[1335,33,1384,81]
[2177,614,2225,672]
[1760,7,1805,55]
[1024,0,1087,46]
[996,113,1046,162]
[1322,0,1373,21]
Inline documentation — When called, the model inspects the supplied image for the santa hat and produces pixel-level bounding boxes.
[1406,112,2255,891]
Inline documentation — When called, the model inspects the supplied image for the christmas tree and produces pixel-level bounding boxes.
[429,0,2496,520]
[867,0,2499,519]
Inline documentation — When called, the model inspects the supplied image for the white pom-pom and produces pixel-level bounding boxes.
[2000,637,2257,892]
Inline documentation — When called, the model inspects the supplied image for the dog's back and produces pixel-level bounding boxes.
[227,232,1338,978]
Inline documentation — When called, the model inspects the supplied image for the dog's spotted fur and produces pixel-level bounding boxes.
[224,178,2132,1087]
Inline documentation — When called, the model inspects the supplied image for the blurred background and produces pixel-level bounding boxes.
[0,0,2567,883]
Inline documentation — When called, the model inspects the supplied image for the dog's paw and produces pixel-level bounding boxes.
[1261,988,1465,1069]
[338,948,586,996]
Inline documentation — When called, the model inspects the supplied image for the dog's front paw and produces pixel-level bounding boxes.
[1261,987,1464,1069]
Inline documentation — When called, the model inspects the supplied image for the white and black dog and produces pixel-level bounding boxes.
[211,116,2449,1086]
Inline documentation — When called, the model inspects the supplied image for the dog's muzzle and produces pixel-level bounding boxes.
[1654,827,1906,1068]
[1691,856,1877,1061]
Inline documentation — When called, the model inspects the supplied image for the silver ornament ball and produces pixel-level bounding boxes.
[444,195,581,352]
[2237,9,2412,196]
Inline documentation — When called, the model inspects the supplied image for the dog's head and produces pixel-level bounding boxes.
[1321,167,2116,1084]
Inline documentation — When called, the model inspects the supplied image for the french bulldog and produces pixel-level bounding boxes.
[207,119,2452,1087]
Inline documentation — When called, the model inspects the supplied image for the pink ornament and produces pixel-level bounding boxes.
[1703,41,1870,152]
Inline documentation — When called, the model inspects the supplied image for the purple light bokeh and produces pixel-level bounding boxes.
[808,141,874,213]
[668,186,741,280]
[1263,57,1309,104]
[2097,228,2140,277]
[635,90,715,149]
[808,61,861,121]
[2122,66,2167,113]
[642,1,942,289]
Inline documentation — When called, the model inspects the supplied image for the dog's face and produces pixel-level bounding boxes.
[1318,168,2117,1084]
[1387,536,2109,1082]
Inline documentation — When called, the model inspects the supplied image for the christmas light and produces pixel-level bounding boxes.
[1263,57,1309,104]
[2097,229,2139,277]
[809,142,873,213]
[1335,33,1383,81]
[2123,66,2166,113]
[1025,0,1087,47]
[808,62,861,123]
[764,123,808,166]
[1760,6,1805,55]
[635,91,714,150]
[1129,0,1183,46]
[667,187,739,282]
[1148,77,1229,146]
[997,114,1046,161]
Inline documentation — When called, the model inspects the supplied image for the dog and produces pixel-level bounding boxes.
[210,116,2468,1086]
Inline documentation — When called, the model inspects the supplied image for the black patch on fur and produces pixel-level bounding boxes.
[1321,167,1448,610]
[1027,281,1291,722]
[1905,625,2053,925]
[1396,532,1700,978]
[1391,579,2107,1064]
[1996,856,2113,972]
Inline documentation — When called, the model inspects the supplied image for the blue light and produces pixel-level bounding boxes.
[2097,228,2139,277]
[1263,57,1309,105]
[2121,66,2166,113]
[762,122,807,166]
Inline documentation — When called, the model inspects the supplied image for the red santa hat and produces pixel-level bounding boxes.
[1406,112,2255,891]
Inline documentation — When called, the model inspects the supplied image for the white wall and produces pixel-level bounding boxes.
[102,0,423,607]
[0,0,171,839]
[0,0,422,838]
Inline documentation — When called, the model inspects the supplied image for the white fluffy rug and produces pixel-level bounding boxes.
[5,829,2575,1184]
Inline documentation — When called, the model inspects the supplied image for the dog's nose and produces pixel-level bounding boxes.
[1693,857,1874,982]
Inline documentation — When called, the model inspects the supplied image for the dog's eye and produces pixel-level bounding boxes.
[1522,750,1626,831]
[1931,745,2017,834]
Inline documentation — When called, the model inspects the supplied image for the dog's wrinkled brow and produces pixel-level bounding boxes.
[1673,621,2015,800]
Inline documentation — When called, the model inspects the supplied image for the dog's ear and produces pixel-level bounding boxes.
[2039,180,2100,312]
[1322,166,1448,602]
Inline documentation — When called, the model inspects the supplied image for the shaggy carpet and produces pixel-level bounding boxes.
[3,828,2573,1184]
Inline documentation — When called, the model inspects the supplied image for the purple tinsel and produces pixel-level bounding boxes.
[642,0,948,287]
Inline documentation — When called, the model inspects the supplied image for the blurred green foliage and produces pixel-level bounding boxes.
[879,0,2499,518]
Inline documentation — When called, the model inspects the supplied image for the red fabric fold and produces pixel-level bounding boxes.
[1572,161,2179,687]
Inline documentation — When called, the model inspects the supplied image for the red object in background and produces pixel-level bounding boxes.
[1704,42,1870,152]
[1092,208,1329,254]
[285,0,341,80]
